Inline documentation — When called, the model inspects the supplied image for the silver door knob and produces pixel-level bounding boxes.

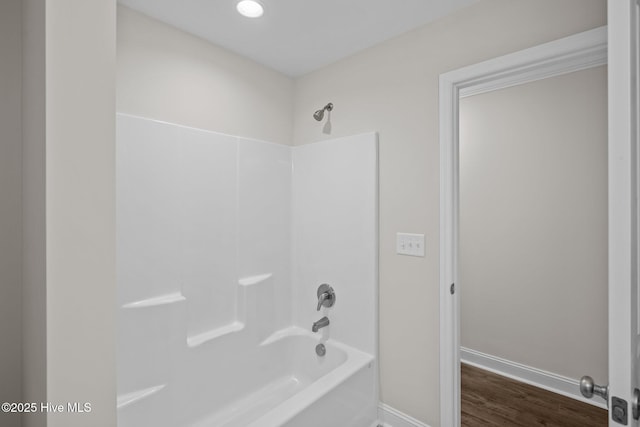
[580,375,608,402]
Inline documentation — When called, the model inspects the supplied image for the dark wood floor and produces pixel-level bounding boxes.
[461,363,607,427]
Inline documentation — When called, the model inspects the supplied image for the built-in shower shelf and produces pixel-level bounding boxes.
[260,326,308,346]
[187,321,245,348]
[117,384,166,409]
[122,292,186,309]
[238,273,273,286]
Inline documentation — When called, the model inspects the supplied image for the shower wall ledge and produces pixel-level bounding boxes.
[117,384,166,409]
[186,272,275,347]
[121,292,186,309]
[238,273,273,286]
[260,326,308,346]
[187,321,245,348]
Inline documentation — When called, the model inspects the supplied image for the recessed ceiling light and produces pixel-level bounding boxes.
[236,0,264,18]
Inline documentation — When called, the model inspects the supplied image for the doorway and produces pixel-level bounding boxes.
[438,26,608,426]
[458,64,608,426]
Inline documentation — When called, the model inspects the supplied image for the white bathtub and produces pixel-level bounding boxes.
[117,326,377,427]
[192,328,375,427]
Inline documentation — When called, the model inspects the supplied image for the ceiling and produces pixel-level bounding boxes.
[118,0,479,77]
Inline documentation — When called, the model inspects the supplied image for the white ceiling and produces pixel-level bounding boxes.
[118,0,479,77]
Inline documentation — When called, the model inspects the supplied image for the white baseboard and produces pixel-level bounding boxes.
[377,403,432,427]
[460,347,607,409]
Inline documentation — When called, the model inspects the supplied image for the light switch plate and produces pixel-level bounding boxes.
[396,233,425,257]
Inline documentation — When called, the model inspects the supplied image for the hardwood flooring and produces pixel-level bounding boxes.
[461,363,607,427]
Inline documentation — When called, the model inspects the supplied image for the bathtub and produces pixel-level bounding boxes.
[117,326,377,427]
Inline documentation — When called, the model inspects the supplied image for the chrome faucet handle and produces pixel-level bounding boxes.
[316,284,335,311]
[317,293,328,311]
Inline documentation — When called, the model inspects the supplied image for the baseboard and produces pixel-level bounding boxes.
[377,403,432,427]
[460,347,607,409]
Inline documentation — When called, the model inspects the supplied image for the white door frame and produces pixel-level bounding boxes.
[607,1,639,426]
[438,26,608,426]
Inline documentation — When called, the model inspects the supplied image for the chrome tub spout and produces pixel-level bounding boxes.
[312,316,330,332]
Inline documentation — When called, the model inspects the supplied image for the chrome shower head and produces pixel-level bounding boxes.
[313,103,333,121]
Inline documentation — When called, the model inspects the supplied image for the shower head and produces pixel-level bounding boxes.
[313,109,325,121]
[313,103,333,121]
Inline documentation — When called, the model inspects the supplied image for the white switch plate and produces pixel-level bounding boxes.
[396,233,425,257]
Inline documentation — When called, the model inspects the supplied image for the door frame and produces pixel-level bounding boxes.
[607,1,639,426]
[438,26,608,426]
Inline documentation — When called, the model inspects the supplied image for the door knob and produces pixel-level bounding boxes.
[580,375,608,402]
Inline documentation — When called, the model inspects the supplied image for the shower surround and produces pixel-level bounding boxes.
[116,114,378,427]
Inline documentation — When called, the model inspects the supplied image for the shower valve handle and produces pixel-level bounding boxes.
[316,284,335,311]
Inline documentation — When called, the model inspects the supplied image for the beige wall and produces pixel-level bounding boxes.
[23,1,118,425]
[292,0,606,424]
[45,1,117,425]
[459,67,608,382]
[117,6,295,145]
[18,1,120,426]
[0,1,23,426]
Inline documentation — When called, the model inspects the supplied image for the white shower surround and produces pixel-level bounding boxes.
[116,114,378,427]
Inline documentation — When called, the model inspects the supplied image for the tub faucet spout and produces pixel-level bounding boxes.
[312,316,330,333]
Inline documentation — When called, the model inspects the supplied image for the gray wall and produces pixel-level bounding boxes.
[459,66,608,383]
[292,0,606,424]
[0,1,23,425]
[22,1,46,426]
